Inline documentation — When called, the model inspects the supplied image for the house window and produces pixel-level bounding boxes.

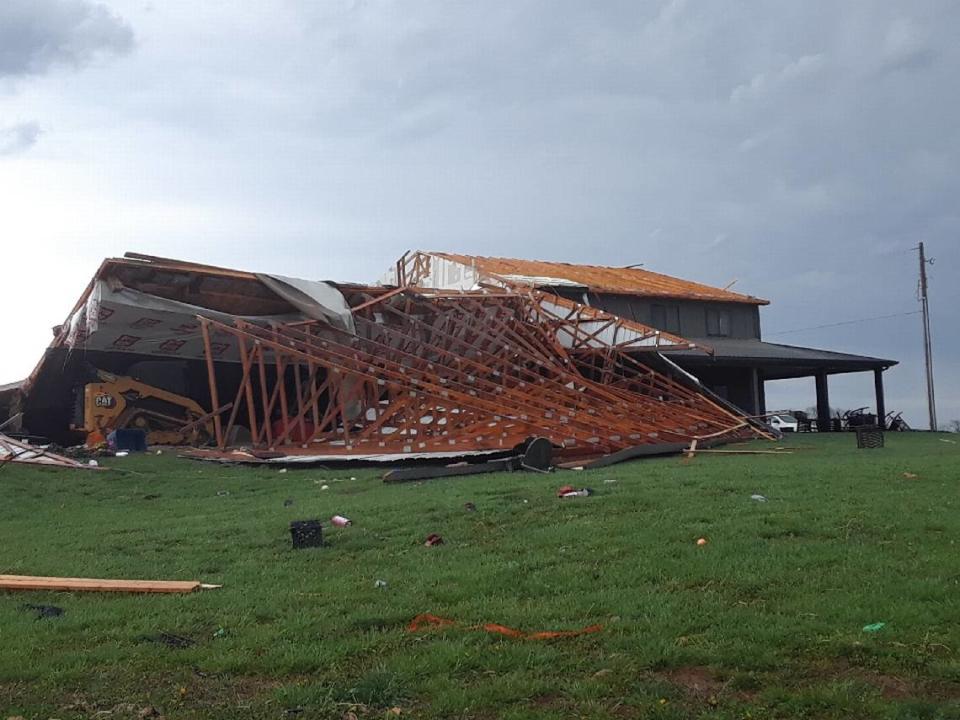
[706,308,731,337]
[650,304,680,334]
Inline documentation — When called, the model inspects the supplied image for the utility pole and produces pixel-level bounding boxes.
[918,242,937,431]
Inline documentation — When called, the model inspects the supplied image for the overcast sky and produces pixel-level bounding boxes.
[1,0,956,427]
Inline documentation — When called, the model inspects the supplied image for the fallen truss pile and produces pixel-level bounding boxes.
[188,286,766,463]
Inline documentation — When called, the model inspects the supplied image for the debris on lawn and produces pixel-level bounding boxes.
[696,538,708,546]
[331,515,352,527]
[464,502,476,512]
[863,622,887,633]
[374,579,388,589]
[902,472,918,479]
[556,442,691,470]
[383,437,555,483]
[0,433,104,470]
[407,613,603,640]
[750,494,768,502]
[383,456,519,483]
[690,448,793,456]
[424,533,444,547]
[284,497,295,506]
[557,485,593,498]
[139,631,196,648]
[0,574,220,593]
[290,519,324,549]
[20,603,64,620]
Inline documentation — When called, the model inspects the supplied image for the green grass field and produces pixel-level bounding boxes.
[1,433,959,719]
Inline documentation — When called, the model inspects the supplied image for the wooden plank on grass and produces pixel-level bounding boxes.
[0,574,219,594]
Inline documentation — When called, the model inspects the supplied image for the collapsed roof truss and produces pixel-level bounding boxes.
[199,288,761,458]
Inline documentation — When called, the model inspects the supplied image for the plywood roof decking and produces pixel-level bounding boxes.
[431,252,769,305]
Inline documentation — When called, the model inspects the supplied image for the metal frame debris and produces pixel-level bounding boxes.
[187,285,768,462]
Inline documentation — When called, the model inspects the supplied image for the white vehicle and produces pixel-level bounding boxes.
[768,414,799,432]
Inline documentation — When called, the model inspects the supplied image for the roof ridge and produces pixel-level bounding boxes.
[427,251,769,305]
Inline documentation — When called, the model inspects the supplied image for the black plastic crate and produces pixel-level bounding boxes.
[855,426,884,449]
[290,520,323,549]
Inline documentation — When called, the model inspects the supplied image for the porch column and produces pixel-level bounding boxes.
[757,370,767,417]
[874,368,886,429]
[815,372,831,431]
[749,368,761,416]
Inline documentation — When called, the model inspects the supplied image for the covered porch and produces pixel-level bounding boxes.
[669,339,897,430]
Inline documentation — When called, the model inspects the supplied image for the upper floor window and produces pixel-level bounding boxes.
[706,307,731,337]
[650,304,681,334]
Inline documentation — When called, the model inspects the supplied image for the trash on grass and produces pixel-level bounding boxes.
[21,603,64,620]
[374,579,388,589]
[331,515,352,527]
[750,494,768,502]
[290,519,324,549]
[862,622,886,633]
[139,632,196,648]
[424,533,444,547]
[696,537,708,546]
[408,613,603,640]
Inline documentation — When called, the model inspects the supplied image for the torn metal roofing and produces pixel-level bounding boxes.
[389,251,769,305]
[0,434,100,470]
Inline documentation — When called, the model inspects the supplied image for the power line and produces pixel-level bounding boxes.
[766,310,921,337]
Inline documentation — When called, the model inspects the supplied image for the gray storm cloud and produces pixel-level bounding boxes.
[0,0,133,77]
[0,122,41,155]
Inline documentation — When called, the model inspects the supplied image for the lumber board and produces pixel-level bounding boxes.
[0,574,211,594]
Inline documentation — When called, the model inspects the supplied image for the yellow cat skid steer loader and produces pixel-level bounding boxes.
[72,371,212,447]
